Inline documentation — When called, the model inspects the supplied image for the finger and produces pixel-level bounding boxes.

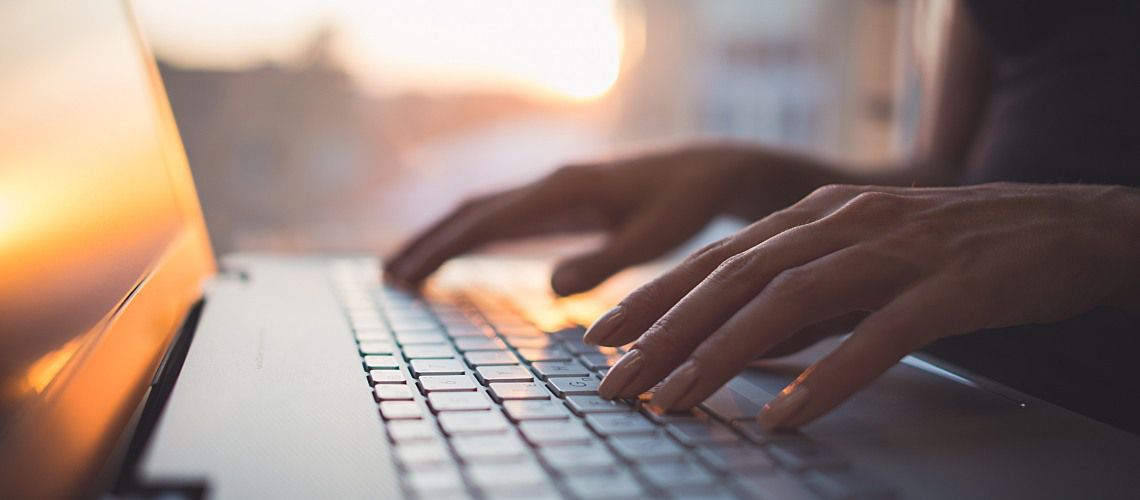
[551,182,722,296]
[596,215,859,400]
[758,277,979,431]
[584,183,886,347]
[582,207,819,346]
[651,245,916,410]
[385,192,504,280]
[388,167,599,283]
[754,311,867,361]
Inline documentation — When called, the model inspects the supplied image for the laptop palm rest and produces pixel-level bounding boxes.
[137,256,395,499]
[734,337,1140,499]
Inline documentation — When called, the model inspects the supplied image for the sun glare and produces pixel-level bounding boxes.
[341,0,625,102]
[136,0,626,103]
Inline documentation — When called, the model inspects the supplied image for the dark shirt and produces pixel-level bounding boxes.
[926,0,1140,435]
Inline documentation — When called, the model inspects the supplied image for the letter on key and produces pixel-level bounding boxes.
[547,376,600,397]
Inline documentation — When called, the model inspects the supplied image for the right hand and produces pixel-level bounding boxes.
[384,142,837,296]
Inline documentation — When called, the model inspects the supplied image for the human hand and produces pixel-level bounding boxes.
[587,182,1140,430]
[385,142,831,295]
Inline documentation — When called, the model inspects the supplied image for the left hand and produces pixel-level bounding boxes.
[585,182,1140,430]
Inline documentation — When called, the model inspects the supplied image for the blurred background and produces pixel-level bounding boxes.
[133,0,924,255]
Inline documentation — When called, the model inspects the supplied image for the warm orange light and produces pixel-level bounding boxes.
[136,0,626,103]
[24,337,84,394]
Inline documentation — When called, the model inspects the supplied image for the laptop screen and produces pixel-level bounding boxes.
[0,2,188,400]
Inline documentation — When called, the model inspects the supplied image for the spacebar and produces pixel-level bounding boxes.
[700,377,775,421]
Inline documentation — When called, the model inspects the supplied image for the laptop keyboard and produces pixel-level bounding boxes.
[331,259,894,500]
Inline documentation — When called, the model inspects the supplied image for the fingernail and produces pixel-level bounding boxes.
[757,385,810,432]
[583,306,624,345]
[652,359,699,409]
[598,349,643,398]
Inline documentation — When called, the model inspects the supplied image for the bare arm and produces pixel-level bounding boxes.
[860,0,995,186]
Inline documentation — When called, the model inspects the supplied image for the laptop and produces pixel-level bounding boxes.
[2,1,1139,499]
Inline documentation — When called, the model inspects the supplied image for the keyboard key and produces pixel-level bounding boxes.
[454,337,508,352]
[394,442,451,466]
[503,335,556,349]
[734,472,820,500]
[539,442,618,473]
[609,435,687,463]
[667,421,741,446]
[358,341,395,355]
[354,327,392,341]
[370,369,408,384]
[549,327,586,343]
[452,434,530,463]
[386,420,437,443]
[443,323,496,338]
[363,355,399,369]
[641,403,705,425]
[519,420,592,446]
[585,412,657,436]
[351,316,385,330]
[495,324,546,337]
[427,392,492,412]
[516,347,573,362]
[731,420,800,445]
[489,382,551,401]
[419,374,477,392]
[401,344,455,359]
[410,359,466,376]
[700,385,764,421]
[767,441,848,471]
[467,461,550,493]
[380,401,423,420]
[580,352,622,371]
[804,468,894,500]
[502,400,570,421]
[404,467,466,495]
[532,360,590,379]
[696,444,775,473]
[395,331,448,345]
[388,317,441,333]
[546,376,600,397]
[639,460,717,489]
[438,411,509,435]
[465,351,520,366]
[475,365,534,384]
[565,395,633,415]
[561,339,603,355]
[563,470,645,499]
[374,384,414,401]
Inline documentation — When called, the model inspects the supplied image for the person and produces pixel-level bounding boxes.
[385,0,1140,433]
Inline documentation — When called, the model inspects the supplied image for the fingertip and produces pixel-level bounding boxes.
[757,384,811,432]
[551,266,600,297]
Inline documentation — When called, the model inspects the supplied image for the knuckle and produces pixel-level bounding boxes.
[708,252,755,286]
[844,191,907,214]
[633,317,680,360]
[683,237,735,270]
[807,183,859,202]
